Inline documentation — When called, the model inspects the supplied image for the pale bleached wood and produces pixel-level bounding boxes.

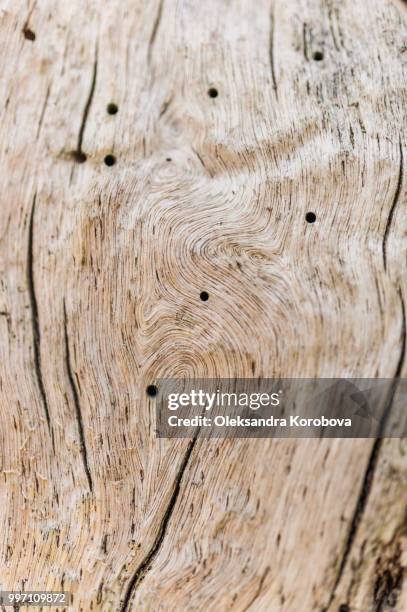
[0,0,406,611]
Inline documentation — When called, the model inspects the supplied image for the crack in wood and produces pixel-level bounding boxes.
[119,435,198,611]
[323,288,406,611]
[303,22,309,61]
[373,508,407,610]
[327,3,341,53]
[383,140,404,271]
[374,543,404,610]
[27,193,53,443]
[76,41,98,157]
[269,6,278,97]
[36,82,51,140]
[159,95,173,118]
[192,146,214,177]
[395,287,406,379]
[323,438,383,612]
[63,300,93,492]
[148,0,164,65]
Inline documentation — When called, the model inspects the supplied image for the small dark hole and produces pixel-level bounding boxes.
[208,88,218,98]
[107,103,118,115]
[305,212,316,223]
[338,606,350,612]
[200,291,209,301]
[72,151,87,164]
[23,28,36,41]
[104,154,116,167]
[146,384,157,398]
[313,51,324,61]
[166,157,172,162]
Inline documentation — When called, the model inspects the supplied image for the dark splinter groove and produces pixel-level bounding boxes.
[148,0,164,64]
[75,41,98,161]
[36,83,51,140]
[63,301,93,493]
[323,290,405,612]
[322,438,382,612]
[27,194,53,438]
[395,287,406,379]
[383,140,404,271]
[119,436,199,611]
[269,8,278,97]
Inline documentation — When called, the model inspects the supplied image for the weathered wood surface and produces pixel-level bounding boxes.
[0,0,406,610]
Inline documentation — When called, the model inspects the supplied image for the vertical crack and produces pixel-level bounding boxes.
[269,5,278,98]
[63,300,93,492]
[27,193,53,445]
[192,147,214,178]
[159,95,173,119]
[326,1,341,52]
[74,41,98,159]
[119,435,199,611]
[36,82,51,140]
[394,287,406,380]
[383,140,404,271]
[303,23,309,61]
[322,438,382,611]
[323,288,406,611]
[148,0,164,65]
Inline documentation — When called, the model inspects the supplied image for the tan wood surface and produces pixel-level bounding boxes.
[0,0,406,610]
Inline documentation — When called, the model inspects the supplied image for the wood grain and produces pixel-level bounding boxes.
[0,0,406,610]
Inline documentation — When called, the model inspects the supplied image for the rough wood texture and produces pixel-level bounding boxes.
[0,0,406,610]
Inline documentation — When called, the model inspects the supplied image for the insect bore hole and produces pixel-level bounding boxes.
[104,154,116,167]
[72,151,87,164]
[107,103,118,115]
[305,212,316,223]
[313,51,324,62]
[146,384,157,398]
[200,291,209,302]
[23,28,36,41]
[208,87,218,98]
